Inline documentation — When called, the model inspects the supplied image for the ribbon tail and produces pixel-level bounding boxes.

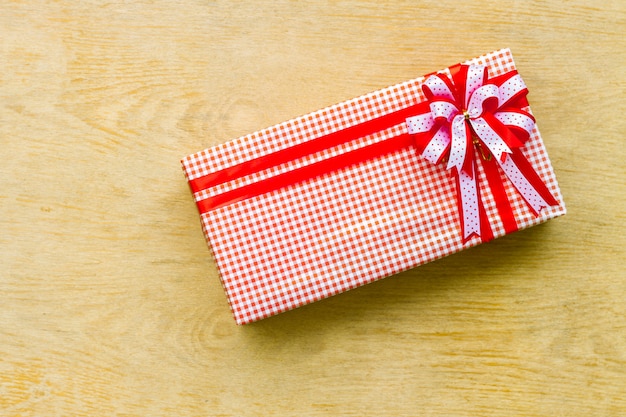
[470,117,512,163]
[509,151,559,207]
[455,162,481,242]
[447,115,472,175]
[497,151,558,215]
[477,188,494,243]
[480,155,518,235]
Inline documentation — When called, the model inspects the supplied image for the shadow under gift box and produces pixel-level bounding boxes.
[181,48,566,325]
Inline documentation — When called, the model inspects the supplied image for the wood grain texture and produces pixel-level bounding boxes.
[1,1,624,415]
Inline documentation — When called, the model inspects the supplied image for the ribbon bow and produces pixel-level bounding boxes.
[406,64,558,242]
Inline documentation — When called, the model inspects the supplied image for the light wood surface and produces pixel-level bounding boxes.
[1,1,625,416]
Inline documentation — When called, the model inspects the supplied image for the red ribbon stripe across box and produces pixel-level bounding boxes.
[182,48,565,325]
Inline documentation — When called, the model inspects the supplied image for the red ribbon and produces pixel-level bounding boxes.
[189,64,558,242]
[407,64,558,241]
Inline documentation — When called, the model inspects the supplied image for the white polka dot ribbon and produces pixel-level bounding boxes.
[406,64,556,241]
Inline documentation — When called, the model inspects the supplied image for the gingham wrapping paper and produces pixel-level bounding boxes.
[182,49,566,324]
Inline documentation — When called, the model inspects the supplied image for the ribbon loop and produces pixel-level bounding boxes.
[423,74,456,101]
[406,113,435,134]
[497,74,528,107]
[422,126,451,164]
[430,100,460,122]
[467,84,499,118]
[463,65,488,105]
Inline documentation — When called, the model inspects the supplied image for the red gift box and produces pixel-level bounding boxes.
[182,48,565,324]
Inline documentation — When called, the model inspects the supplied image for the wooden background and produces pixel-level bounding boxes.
[1,1,624,415]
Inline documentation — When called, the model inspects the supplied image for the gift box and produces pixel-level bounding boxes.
[181,48,565,325]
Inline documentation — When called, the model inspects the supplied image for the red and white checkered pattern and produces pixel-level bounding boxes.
[182,49,566,324]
